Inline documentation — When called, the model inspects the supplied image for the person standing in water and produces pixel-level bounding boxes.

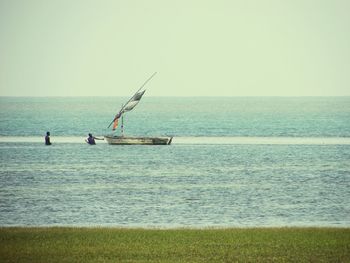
[86,133,103,145]
[45,131,52,145]
[86,133,96,145]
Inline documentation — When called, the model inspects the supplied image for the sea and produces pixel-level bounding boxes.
[0,97,349,228]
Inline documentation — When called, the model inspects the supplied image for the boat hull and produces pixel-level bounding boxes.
[104,136,173,145]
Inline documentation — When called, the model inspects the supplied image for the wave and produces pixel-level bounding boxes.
[1,136,350,145]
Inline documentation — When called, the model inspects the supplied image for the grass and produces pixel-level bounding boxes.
[0,227,349,262]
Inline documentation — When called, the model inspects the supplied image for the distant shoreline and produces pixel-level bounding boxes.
[1,95,350,98]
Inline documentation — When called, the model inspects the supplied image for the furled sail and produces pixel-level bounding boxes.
[122,90,146,113]
[107,72,157,130]
[112,90,145,130]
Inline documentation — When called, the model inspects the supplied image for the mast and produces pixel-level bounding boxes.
[121,115,124,136]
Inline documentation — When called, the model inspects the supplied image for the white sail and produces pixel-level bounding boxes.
[132,90,146,101]
[107,73,156,129]
[122,90,145,112]
[123,100,140,112]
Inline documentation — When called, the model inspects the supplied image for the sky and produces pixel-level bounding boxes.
[0,0,349,96]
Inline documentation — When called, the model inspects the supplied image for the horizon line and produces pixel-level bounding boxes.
[1,95,350,98]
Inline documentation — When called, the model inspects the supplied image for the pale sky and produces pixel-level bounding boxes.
[0,0,349,96]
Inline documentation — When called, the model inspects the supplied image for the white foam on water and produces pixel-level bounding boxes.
[1,136,350,145]
[174,136,350,145]
[0,136,89,144]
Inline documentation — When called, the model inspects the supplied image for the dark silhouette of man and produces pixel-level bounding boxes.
[86,133,96,145]
[45,131,51,145]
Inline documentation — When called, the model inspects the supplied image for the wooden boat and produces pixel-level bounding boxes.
[104,135,172,145]
[104,72,173,145]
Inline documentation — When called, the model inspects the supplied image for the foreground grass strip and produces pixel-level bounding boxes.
[0,227,349,262]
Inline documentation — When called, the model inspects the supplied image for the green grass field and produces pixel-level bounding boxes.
[0,227,349,262]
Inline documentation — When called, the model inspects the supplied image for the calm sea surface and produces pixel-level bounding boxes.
[0,97,349,227]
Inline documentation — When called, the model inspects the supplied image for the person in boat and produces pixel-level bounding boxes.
[45,131,51,145]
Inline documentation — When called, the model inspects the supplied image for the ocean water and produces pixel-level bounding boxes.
[0,97,349,227]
